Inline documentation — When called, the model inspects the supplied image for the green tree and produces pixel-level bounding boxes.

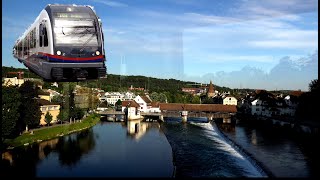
[191,95,201,104]
[2,86,21,139]
[159,93,167,103]
[295,79,319,125]
[18,81,42,131]
[52,95,63,104]
[309,79,319,93]
[115,99,122,111]
[19,98,42,130]
[45,112,53,126]
[150,92,159,101]
[57,108,69,123]
[71,107,85,120]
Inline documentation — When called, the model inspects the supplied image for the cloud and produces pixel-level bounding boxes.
[249,40,317,49]
[182,16,317,56]
[104,29,182,55]
[233,0,317,20]
[194,55,276,63]
[182,51,318,91]
[91,0,128,7]
[247,29,318,49]
[183,13,240,25]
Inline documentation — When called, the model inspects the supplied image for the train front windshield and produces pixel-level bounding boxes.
[53,12,99,46]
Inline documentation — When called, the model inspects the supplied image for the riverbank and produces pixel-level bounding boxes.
[236,113,320,136]
[3,114,101,149]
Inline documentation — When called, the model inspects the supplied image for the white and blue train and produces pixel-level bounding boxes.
[13,4,106,81]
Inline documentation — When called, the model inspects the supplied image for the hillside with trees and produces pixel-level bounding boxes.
[3,66,243,105]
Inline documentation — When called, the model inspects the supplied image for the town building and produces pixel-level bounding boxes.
[248,89,304,118]
[128,85,144,91]
[150,102,161,113]
[37,99,60,125]
[2,77,25,87]
[121,100,141,120]
[134,95,152,112]
[223,95,238,105]
[97,101,108,111]
[207,80,215,97]
[181,88,198,95]
[99,92,136,105]
[38,90,51,102]
[105,92,122,105]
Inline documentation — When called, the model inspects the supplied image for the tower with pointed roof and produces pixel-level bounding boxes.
[207,80,215,98]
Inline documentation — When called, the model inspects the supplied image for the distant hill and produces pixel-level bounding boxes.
[2,66,41,79]
[2,66,234,93]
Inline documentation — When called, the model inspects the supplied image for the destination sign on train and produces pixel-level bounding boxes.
[54,13,91,18]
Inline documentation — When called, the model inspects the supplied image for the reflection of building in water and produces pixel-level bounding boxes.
[38,138,59,159]
[126,120,160,141]
[122,100,141,120]
[2,151,13,165]
[218,123,235,133]
[251,129,257,145]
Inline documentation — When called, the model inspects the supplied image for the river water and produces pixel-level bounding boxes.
[2,117,317,177]
[217,119,320,178]
[2,121,173,177]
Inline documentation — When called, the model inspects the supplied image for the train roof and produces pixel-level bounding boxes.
[45,4,95,13]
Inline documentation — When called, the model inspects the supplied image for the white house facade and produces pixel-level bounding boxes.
[122,100,141,120]
[134,95,152,112]
[223,96,238,105]
[251,99,262,116]
[150,102,161,113]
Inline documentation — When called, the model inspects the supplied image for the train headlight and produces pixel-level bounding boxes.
[57,51,62,55]
[95,51,100,55]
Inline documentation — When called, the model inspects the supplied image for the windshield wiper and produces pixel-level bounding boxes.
[79,32,97,53]
[79,21,98,53]
[61,26,95,37]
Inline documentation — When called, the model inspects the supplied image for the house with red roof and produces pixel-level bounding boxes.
[134,95,152,112]
[122,100,141,120]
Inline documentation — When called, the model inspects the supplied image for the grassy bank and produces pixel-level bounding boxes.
[4,114,101,148]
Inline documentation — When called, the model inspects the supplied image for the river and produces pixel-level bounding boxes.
[1,117,318,177]
[217,119,320,178]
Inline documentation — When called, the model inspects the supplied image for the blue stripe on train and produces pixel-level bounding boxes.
[48,57,104,63]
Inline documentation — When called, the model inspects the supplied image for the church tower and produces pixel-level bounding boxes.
[207,80,215,98]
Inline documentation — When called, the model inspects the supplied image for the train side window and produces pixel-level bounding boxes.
[30,31,34,48]
[32,28,36,48]
[39,23,43,47]
[43,26,48,47]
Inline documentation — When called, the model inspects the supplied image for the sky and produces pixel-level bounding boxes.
[2,0,318,91]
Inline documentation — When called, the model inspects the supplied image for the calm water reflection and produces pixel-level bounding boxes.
[2,121,174,177]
